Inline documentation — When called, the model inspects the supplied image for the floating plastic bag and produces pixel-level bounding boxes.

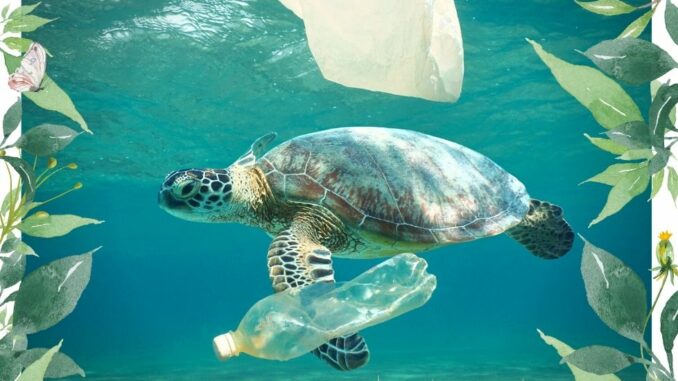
[279,0,464,102]
[213,253,436,362]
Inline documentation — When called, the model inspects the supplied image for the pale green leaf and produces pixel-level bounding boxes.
[537,329,621,381]
[24,75,90,134]
[584,38,678,85]
[575,0,636,15]
[581,238,647,342]
[5,15,53,33]
[651,169,665,199]
[618,10,652,39]
[18,214,102,238]
[7,3,41,19]
[605,121,651,149]
[13,250,97,334]
[583,162,644,186]
[16,341,62,381]
[528,39,643,130]
[670,167,678,205]
[590,162,649,225]
[3,37,33,53]
[666,1,678,45]
[618,149,652,161]
[585,134,629,154]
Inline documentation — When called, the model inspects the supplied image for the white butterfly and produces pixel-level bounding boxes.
[8,42,46,92]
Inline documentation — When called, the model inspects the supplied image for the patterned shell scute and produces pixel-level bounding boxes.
[259,127,530,243]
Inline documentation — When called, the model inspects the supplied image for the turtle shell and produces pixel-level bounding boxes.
[258,127,530,244]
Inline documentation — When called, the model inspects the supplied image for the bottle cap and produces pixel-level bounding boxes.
[213,332,239,361]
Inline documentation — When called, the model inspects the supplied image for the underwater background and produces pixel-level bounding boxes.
[21,0,652,379]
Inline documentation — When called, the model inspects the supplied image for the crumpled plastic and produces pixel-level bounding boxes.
[279,0,464,103]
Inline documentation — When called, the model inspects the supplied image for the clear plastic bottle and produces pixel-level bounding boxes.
[213,253,437,362]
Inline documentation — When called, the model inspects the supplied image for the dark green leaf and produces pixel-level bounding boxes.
[649,149,671,175]
[585,134,629,154]
[666,1,678,45]
[575,0,636,15]
[5,15,53,33]
[16,341,61,381]
[0,156,36,203]
[563,345,640,374]
[14,124,79,156]
[618,10,652,39]
[584,38,678,85]
[649,84,678,149]
[0,234,26,292]
[13,250,97,334]
[18,214,103,238]
[581,238,647,342]
[605,121,651,149]
[16,349,85,378]
[2,98,21,142]
[651,169,665,199]
[24,75,90,134]
[3,37,33,53]
[669,167,678,205]
[661,291,678,377]
[528,39,643,130]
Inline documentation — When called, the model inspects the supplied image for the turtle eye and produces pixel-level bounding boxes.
[172,178,200,200]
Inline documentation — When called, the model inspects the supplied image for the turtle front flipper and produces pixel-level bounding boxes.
[506,199,575,259]
[267,226,370,371]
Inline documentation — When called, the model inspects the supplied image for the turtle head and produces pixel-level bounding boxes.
[158,168,236,223]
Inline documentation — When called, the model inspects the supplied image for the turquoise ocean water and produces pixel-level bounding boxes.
[22,0,652,379]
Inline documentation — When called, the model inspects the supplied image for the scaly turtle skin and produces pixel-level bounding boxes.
[158,127,574,371]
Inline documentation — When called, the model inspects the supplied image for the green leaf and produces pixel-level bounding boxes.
[605,121,651,149]
[584,38,678,85]
[649,148,671,175]
[5,15,53,33]
[563,345,640,374]
[661,291,678,376]
[537,329,622,381]
[7,3,41,19]
[585,134,629,154]
[3,37,33,53]
[0,234,26,291]
[13,250,97,334]
[649,84,678,149]
[583,162,644,186]
[16,341,62,381]
[1,186,20,218]
[651,169,665,199]
[669,167,678,205]
[666,0,678,45]
[18,214,103,238]
[24,75,90,134]
[581,238,647,342]
[14,124,79,156]
[528,39,643,130]
[618,149,652,161]
[3,52,21,73]
[0,156,37,203]
[16,349,85,378]
[1,4,9,18]
[575,0,636,15]
[2,98,21,143]
[617,10,652,39]
[590,162,649,225]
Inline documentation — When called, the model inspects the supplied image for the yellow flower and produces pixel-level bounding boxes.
[660,231,673,241]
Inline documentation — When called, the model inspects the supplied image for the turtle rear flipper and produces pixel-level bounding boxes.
[267,222,370,371]
[506,199,574,259]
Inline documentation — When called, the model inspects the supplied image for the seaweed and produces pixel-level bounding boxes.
[0,3,99,380]
[528,0,678,226]
[540,233,678,380]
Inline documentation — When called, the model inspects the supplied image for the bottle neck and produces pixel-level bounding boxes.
[213,331,242,361]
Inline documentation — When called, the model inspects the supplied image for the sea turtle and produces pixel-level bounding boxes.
[158,127,574,371]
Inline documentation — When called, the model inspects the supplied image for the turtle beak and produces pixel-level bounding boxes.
[158,189,187,211]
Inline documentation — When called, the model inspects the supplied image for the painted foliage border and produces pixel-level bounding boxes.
[0,0,676,380]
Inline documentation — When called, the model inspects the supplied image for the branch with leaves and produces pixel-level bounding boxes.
[529,0,678,226]
[0,3,101,381]
[539,233,678,381]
